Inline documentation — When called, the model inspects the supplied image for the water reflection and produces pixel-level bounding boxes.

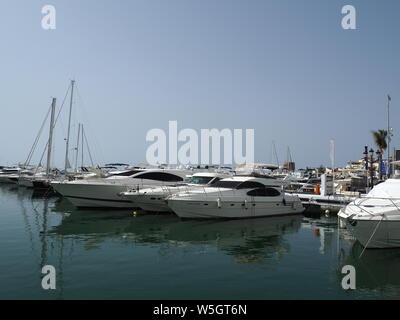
[48,198,303,264]
[339,241,400,297]
[7,184,400,299]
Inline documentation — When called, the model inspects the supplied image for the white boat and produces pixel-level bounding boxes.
[0,167,23,184]
[338,178,400,248]
[167,176,305,219]
[120,171,233,212]
[51,168,192,208]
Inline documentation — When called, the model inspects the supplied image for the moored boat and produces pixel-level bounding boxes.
[338,178,400,248]
[167,176,305,219]
[120,171,233,212]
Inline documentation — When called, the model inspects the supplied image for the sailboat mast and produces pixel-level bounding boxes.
[74,123,81,172]
[46,98,56,176]
[81,124,84,168]
[64,79,75,172]
[272,141,279,167]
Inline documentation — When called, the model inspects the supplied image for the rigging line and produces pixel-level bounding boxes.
[34,85,71,174]
[83,127,94,167]
[81,123,84,167]
[75,84,105,165]
[272,141,280,167]
[25,104,52,166]
[358,215,384,259]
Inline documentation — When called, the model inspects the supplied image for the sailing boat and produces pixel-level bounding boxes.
[32,97,58,191]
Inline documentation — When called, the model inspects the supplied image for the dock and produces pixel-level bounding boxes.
[288,193,357,216]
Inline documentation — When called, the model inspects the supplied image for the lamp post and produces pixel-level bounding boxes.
[369,148,375,188]
[376,149,382,181]
[363,146,369,188]
[387,94,391,177]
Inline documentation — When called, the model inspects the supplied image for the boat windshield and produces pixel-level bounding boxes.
[187,176,214,185]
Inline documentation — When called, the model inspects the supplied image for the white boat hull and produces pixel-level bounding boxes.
[167,198,305,219]
[51,182,136,208]
[137,198,171,212]
[18,177,34,188]
[341,216,400,248]
[0,175,18,184]
[122,194,171,212]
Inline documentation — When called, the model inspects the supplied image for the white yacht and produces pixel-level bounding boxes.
[167,176,305,219]
[0,167,23,184]
[16,167,49,188]
[120,171,233,212]
[338,178,400,248]
[51,168,191,208]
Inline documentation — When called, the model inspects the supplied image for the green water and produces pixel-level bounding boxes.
[0,184,399,300]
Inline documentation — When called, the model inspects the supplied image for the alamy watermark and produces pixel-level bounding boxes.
[39,4,355,31]
[41,265,56,290]
[341,265,356,290]
[146,121,254,166]
[341,5,356,30]
[41,5,56,30]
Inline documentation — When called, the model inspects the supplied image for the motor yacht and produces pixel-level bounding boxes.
[167,176,305,219]
[0,167,23,184]
[51,168,192,208]
[120,171,233,212]
[338,178,400,248]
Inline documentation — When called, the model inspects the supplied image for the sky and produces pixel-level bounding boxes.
[0,0,399,169]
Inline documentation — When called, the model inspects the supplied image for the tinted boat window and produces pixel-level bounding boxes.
[237,181,266,189]
[247,187,281,197]
[209,177,221,185]
[211,181,243,189]
[187,176,214,185]
[109,170,142,177]
[134,172,184,182]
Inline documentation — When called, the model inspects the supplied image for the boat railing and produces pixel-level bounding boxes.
[350,196,400,216]
[358,195,400,200]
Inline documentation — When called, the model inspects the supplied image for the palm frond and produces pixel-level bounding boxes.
[371,129,388,152]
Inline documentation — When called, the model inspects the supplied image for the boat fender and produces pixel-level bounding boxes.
[244,199,248,209]
[282,198,286,206]
[217,198,222,208]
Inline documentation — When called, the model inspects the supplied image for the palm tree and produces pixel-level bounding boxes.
[372,130,388,154]
[372,129,388,179]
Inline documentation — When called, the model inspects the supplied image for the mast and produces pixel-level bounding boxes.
[330,140,335,195]
[83,125,94,167]
[74,123,81,172]
[81,124,84,168]
[272,141,279,167]
[64,80,75,172]
[46,98,56,176]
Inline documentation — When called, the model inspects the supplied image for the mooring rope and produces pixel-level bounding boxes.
[358,215,384,259]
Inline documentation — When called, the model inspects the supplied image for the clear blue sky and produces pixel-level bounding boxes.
[1,0,399,168]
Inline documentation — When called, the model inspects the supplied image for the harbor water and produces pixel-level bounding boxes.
[0,184,399,300]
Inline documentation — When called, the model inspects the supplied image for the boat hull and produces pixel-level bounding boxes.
[0,175,18,184]
[123,194,171,212]
[343,217,400,248]
[51,182,138,208]
[167,198,305,219]
[18,177,34,188]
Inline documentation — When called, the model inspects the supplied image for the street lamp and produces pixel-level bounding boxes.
[363,146,369,189]
[376,149,382,180]
[369,148,374,188]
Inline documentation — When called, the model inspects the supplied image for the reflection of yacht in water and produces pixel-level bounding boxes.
[49,199,302,264]
[339,242,400,296]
